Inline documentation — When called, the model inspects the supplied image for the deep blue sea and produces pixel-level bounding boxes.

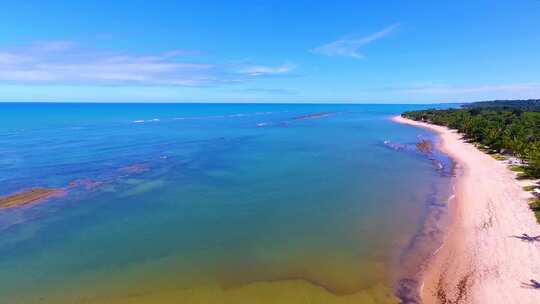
[0,103,454,303]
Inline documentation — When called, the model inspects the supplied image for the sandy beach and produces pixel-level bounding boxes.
[393,115,540,303]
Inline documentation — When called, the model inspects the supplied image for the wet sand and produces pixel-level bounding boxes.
[393,115,540,304]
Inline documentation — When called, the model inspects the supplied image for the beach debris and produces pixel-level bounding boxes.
[510,233,540,242]
[0,188,66,209]
[505,157,522,165]
[521,279,540,289]
[436,271,472,304]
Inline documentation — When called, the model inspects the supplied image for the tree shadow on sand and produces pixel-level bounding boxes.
[521,280,540,289]
[510,233,540,242]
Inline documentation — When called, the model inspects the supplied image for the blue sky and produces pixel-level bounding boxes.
[0,0,539,103]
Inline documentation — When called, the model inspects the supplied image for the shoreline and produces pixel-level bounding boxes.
[393,115,540,304]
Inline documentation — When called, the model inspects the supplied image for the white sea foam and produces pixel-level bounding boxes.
[134,118,160,123]
[432,243,445,256]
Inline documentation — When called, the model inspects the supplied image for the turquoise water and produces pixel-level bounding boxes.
[0,103,452,303]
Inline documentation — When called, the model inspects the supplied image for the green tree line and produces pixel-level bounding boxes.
[402,105,540,178]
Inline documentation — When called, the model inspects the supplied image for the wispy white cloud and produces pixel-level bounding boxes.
[0,41,294,86]
[356,82,540,103]
[311,23,400,58]
[379,83,540,94]
[0,52,30,65]
[236,63,295,76]
[31,40,76,52]
[238,88,298,95]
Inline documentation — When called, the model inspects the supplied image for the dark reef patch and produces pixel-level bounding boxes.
[0,188,66,209]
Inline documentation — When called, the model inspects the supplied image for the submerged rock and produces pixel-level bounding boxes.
[293,112,334,120]
[0,161,158,210]
[118,163,150,175]
[384,140,407,151]
[68,179,104,191]
[416,138,433,154]
[0,188,65,209]
[121,180,165,197]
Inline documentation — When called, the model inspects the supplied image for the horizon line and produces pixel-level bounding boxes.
[0,100,465,105]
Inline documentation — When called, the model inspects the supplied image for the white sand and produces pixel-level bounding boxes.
[393,115,540,304]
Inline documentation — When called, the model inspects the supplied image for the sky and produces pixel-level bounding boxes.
[0,0,539,103]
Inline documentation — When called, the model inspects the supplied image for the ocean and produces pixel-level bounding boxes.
[0,103,453,303]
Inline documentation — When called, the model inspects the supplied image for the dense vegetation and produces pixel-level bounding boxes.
[403,101,540,178]
[462,99,540,111]
[402,100,540,221]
